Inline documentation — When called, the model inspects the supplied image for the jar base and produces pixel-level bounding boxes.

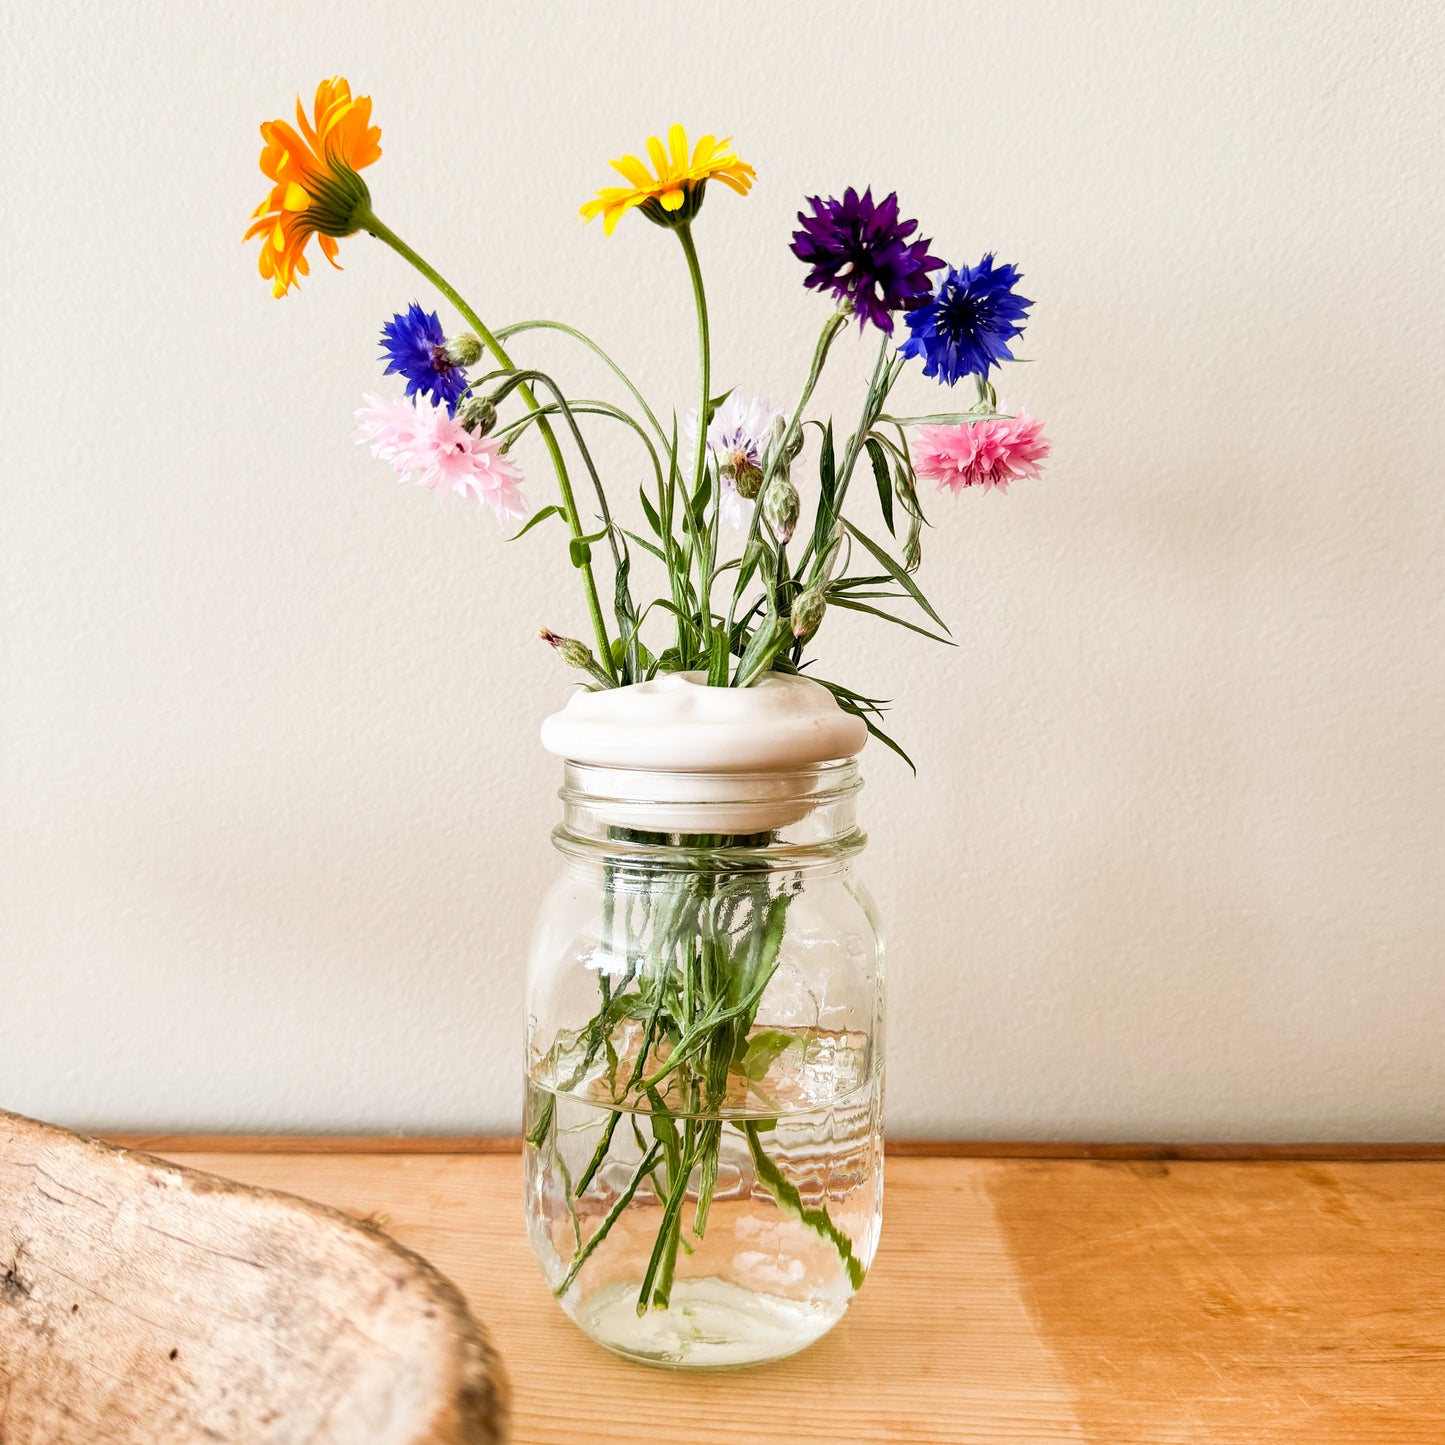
[566,1275,850,1369]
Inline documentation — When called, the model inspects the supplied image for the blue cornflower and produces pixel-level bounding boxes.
[898,256,1032,385]
[790,188,943,334]
[379,303,470,414]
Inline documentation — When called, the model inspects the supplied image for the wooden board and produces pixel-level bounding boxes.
[0,1113,506,1444]
[136,1143,1445,1445]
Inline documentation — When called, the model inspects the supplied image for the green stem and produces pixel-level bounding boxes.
[675,225,712,493]
[725,309,849,673]
[360,212,616,681]
[495,319,670,450]
[675,223,714,616]
[804,333,892,578]
[553,1141,663,1300]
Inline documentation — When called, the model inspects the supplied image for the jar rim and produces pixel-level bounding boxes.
[554,757,865,856]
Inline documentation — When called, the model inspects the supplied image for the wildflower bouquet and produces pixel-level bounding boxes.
[249,78,1048,1364]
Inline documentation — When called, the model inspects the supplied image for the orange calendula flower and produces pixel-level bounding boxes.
[581,125,754,235]
[245,77,382,298]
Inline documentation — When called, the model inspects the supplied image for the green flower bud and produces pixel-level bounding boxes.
[723,447,764,500]
[817,523,846,583]
[444,332,484,368]
[539,627,592,670]
[457,396,498,435]
[791,587,826,639]
[763,477,800,544]
[768,413,802,467]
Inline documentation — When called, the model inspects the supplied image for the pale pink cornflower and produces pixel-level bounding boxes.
[910,413,1050,494]
[354,394,527,525]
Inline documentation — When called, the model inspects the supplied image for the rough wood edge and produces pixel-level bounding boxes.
[100,1133,1445,1162]
[2,1110,509,1443]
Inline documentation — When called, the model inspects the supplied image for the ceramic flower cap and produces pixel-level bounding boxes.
[541,671,867,771]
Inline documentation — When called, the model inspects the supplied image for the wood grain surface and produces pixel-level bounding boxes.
[144,1144,1445,1444]
[0,1113,507,1444]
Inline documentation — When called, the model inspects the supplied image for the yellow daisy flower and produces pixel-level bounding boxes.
[581,124,755,235]
[245,78,382,298]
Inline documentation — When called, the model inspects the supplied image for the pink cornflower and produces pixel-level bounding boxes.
[354,394,527,525]
[910,413,1050,494]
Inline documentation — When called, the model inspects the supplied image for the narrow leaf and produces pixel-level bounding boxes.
[508,504,563,541]
[732,613,786,687]
[810,422,838,559]
[638,486,663,537]
[704,389,734,426]
[842,520,950,634]
[826,594,955,645]
[863,717,917,773]
[707,625,730,687]
[865,438,895,536]
[621,529,665,563]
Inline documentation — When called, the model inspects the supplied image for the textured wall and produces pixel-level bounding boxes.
[3,0,1442,1137]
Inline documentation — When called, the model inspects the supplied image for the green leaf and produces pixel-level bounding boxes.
[620,528,666,563]
[875,411,1009,426]
[863,717,917,773]
[865,438,895,536]
[707,625,730,687]
[508,504,563,541]
[739,1028,798,1082]
[645,598,706,643]
[567,525,609,568]
[638,486,663,537]
[610,530,642,683]
[732,612,786,687]
[828,573,894,590]
[704,389,734,427]
[684,467,712,535]
[743,1121,864,1290]
[826,594,955,645]
[841,520,950,634]
[809,422,838,560]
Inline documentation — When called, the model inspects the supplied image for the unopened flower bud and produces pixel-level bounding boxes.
[763,477,800,543]
[791,587,826,639]
[457,396,498,435]
[443,331,484,367]
[768,414,802,467]
[729,451,764,500]
[538,627,593,671]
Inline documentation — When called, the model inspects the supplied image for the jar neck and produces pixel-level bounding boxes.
[554,759,865,861]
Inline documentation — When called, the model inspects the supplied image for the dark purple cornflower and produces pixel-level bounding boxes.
[789,188,943,333]
[379,302,469,414]
[898,256,1032,385]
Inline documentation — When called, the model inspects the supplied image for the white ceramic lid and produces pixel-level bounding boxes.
[540,670,867,771]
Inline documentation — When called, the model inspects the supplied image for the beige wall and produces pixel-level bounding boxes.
[3,0,1442,1137]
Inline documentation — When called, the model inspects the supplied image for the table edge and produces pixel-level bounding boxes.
[101,1135,1445,1161]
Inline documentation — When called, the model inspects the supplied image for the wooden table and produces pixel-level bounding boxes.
[117,1138,1445,1444]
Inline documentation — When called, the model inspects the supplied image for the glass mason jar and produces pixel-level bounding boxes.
[523,758,884,1368]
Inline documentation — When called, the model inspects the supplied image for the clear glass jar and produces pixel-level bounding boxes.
[523,758,884,1368]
